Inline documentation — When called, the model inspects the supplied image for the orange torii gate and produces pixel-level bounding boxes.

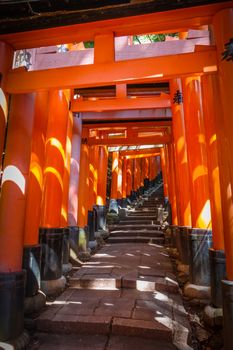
[0,3,233,348]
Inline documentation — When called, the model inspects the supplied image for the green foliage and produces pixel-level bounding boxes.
[133,33,178,44]
[84,41,94,48]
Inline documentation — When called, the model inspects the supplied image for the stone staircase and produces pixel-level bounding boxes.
[31,185,191,350]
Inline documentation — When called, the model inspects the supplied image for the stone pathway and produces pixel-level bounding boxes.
[31,188,192,349]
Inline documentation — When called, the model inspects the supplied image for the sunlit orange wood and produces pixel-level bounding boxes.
[182,76,211,229]
[111,151,119,200]
[170,78,191,226]
[24,92,49,245]
[71,95,171,112]
[122,157,127,199]
[0,94,35,272]
[133,158,140,191]
[5,49,217,94]
[94,33,114,64]
[126,158,133,196]
[88,145,99,210]
[145,157,149,179]
[167,143,178,225]
[88,135,171,146]
[160,148,169,198]
[117,156,123,199]
[40,90,69,227]
[213,8,233,279]
[1,2,231,49]
[78,128,89,227]
[68,115,82,226]
[82,110,172,122]
[201,74,224,250]
[97,145,108,205]
[119,148,161,157]
[61,100,73,227]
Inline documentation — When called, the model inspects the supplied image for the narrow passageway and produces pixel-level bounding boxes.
[30,184,191,350]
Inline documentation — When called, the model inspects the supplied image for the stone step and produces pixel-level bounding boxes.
[118,220,157,225]
[68,275,121,290]
[120,216,157,220]
[109,224,161,231]
[107,236,164,244]
[109,230,164,237]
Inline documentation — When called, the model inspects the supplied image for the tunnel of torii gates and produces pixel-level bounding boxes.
[0,1,233,348]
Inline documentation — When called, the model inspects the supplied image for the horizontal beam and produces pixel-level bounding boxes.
[88,135,172,146]
[71,95,171,112]
[0,1,232,49]
[119,148,161,157]
[81,109,172,121]
[5,48,217,94]
[84,120,172,128]
[124,152,160,159]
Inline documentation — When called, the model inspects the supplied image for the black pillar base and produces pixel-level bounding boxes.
[22,244,41,298]
[39,227,65,295]
[69,226,79,257]
[62,227,72,274]
[87,210,96,241]
[209,249,226,308]
[222,280,233,350]
[179,226,191,265]
[109,199,118,214]
[93,205,107,231]
[188,228,212,286]
[0,271,25,342]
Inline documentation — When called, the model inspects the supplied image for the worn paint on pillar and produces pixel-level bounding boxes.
[156,156,162,173]
[170,78,192,227]
[97,145,108,205]
[88,145,99,209]
[68,114,82,226]
[213,8,233,279]
[61,92,73,227]
[201,74,224,251]
[111,151,119,199]
[40,90,69,227]
[24,92,49,246]
[160,148,169,198]
[0,94,35,272]
[167,144,178,225]
[78,128,89,227]
[182,76,211,229]
[122,157,127,198]
[117,156,123,199]
[126,158,133,196]
[0,42,13,175]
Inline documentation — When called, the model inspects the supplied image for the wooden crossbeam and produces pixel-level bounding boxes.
[81,109,172,121]
[119,148,161,157]
[83,120,172,128]
[71,95,171,112]
[88,134,171,146]
[5,48,217,94]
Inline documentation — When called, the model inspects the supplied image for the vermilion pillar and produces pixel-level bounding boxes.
[160,148,169,198]
[144,157,149,179]
[0,94,35,272]
[111,151,119,199]
[68,115,82,226]
[97,145,108,205]
[170,78,191,227]
[77,128,89,228]
[40,90,69,227]
[122,157,127,199]
[182,76,211,229]
[88,145,99,210]
[0,93,35,342]
[167,143,178,225]
[117,156,123,199]
[61,96,73,227]
[213,10,233,346]
[126,158,133,196]
[156,155,162,173]
[201,75,224,251]
[24,92,49,246]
